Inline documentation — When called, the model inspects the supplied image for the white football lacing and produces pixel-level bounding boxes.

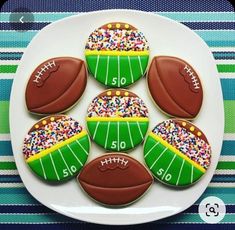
[33,61,56,84]
[100,157,128,166]
[183,65,200,90]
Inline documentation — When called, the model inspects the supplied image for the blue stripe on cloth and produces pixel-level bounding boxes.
[221,79,235,100]
[211,175,235,183]
[0,205,54,214]
[1,21,235,31]
[0,52,234,61]
[182,22,235,30]
[0,140,234,157]
[1,12,235,23]
[1,0,234,12]
[0,224,234,230]
[0,141,12,156]
[213,52,235,60]
[185,204,235,213]
[0,22,50,31]
[0,80,12,100]
[0,175,22,183]
[222,141,235,156]
[0,52,23,60]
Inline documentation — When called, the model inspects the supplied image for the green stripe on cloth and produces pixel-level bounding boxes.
[0,162,16,170]
[224,101,235,133]
[217,64,235,73]
[0,101,9,134]
[217,161,235,170]
[0,65,17,73]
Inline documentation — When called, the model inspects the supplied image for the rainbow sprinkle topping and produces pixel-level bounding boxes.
[85,28,149,52]
[152,120,211,169]
[87,96,148,118]
[23,116,82,159]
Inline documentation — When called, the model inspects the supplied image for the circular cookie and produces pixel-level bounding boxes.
[147,56,203,119]
[144,119,211,186]
[25,57,87,115]
[78,153,153,206]
[86,89,149,151]
[23,115,90,182]
[85,22,149,87]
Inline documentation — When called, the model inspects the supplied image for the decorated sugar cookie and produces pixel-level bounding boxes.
[78,153,153,206]
[85,22,149,87]
[147,56,203,119]
[86,89,149,151]
[23,115,90,182]
[144,119,211,186]
[25,57,87,115]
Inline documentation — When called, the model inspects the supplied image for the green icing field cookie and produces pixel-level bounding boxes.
[23,115,90,182]
[85,22,149,88]
[87,89,149,151]
[144,119,211,187]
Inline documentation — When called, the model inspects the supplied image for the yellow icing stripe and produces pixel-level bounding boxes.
[86,117,149,122]
[26,130,87,163]
[85,50,149,56]
[149,132,206,173]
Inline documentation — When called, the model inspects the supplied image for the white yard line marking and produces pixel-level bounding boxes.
[138,56,144,75]
[67,144,83,166]
[104,122,110,149]
[92,121,100,140]
[128,56,134,83]
[76,140,89,155]
[105,56,109,85]
[49,154,60,180]
[144,142,160,158]
[118,55,120,87]
[150,147,168,170]
[162,154,176,180]
[137,122,144,139]
[127,122,134,148]
[39,158,47,180]
[58,149,72,176]
[176,159,185,186]
[94,55,100,79]
[191,165,194,183]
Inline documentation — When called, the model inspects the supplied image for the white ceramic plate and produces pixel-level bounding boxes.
[10,10,224,225]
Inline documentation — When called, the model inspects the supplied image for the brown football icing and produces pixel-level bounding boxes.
[78,153,153,206]
[98,89,137,98]
[25,57,87,114]
[147,56,203,119]
[100,22,137,30]
[173,119,209,144]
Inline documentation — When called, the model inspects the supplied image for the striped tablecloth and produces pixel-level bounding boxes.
[0,0,234,229]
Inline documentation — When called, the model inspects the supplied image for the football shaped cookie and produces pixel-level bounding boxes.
[147,56,203,119]
[23,115,90,182]
[78,153,153,206]
[25,57,87,115]
[86,89,149,151]
[85,22,149,87]
[144,119,211,187]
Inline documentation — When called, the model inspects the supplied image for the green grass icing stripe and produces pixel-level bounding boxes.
[144,135,203,186]
[87,120,148,151]
[86,55,149,87]
[28,135,89,181]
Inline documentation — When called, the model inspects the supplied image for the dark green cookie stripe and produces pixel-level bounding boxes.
[86,55,149,87]
[28,135,89,181]
[87,120,148,151]
[144,135,203,186]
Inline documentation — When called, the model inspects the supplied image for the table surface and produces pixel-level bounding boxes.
[0,0,234,229]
